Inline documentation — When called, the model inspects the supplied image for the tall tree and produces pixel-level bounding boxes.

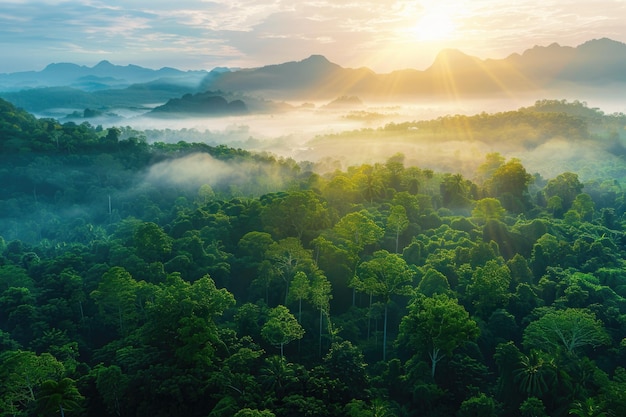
[353,250,414,360]
[266,238,314,305]
[90,266,139,336]
[398,294,479,378]
[287,271,310,324]
[261,305,305,358]
[310,273,333,356]
[386,205,409,253]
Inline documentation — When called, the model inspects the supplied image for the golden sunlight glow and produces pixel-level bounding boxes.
[411,11,457,41]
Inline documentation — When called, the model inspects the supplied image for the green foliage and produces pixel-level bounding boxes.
[2,98,626,416]
[261,305,305,358]
[398,294,479,378]
[523,307,611,356]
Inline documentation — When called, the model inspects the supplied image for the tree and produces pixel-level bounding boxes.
[261,191,329,239]
[323,341,369,401]
[333,210,384,253]
[523,308,610,356]
[440,173,471,208]
[487,158,532,211]
[477,152,505,183]
[513,350,555,398]
[35,377,83,417]
[387,205,409,253]
[133,221,172,262]
[519,397,548,417]
[571,193,595,221]
[457,393,499,417]
[472,198,506,223]
[94,364,129,417]
[466,260,512,319]
[287,271,310,324]
[90,266,139,336]
[310,273,333,356]
[398,294,479,378]
[0,350,65,415]
[353,250,414,360]
[417,268,450,297]
[543,172,583,211]
[353,164,385,203]
[261,305,305,358]
[266,238,314,305]
[143,273,235,367]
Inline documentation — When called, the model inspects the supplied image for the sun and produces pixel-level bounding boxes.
[411,11,457,42]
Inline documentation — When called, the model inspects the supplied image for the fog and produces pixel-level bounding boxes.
[91,92,626,182]
[143,152,292,195]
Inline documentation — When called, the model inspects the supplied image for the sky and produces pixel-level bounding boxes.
[1,0,626,74]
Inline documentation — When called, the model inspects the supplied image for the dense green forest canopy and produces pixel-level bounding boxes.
[1,97,626,417]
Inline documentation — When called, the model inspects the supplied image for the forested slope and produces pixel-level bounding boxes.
[1,98,626,417]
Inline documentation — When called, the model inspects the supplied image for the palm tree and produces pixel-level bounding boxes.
[569,398,607,417]
[513,350,555,398]
[36,377,83,417]
[259,355,295,400]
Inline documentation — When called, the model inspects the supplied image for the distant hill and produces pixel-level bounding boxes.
[148,92,248,117]
[0,60,209,92]
[201,38,626,99]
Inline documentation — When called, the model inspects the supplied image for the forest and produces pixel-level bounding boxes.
[1,97,626,417]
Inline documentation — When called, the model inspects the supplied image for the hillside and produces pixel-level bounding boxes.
[1,97,626,417]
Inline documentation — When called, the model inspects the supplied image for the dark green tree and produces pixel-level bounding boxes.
[261,305,305,358]
[398,294,479,378]
[353,250,414,360]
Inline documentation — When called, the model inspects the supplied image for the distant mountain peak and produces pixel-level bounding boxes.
[302,54,331,63]
[94,60,114,68]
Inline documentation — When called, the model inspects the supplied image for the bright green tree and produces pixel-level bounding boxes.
[523,308,610,356]
[35,377,83,417]
[472,198,506,223]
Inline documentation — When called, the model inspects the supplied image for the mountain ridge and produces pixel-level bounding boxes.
[199,37,626,99]
[2,38,626,114]
[0,60,210,92]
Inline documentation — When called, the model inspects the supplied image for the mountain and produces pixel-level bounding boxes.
[201,38,626,99]
[0,60,209,92]
[148,92,248,117]
[3,38,626,115]
[199,55,378,100]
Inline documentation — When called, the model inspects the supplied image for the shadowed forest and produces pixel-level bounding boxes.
[2,97,626,417]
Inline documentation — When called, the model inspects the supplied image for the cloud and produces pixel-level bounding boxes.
[1,0,626,73]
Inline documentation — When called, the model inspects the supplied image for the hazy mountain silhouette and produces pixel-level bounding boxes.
[201,38,626,99]
[148,92,248,117]
[2,38,626,115]
[0,60,209,92]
